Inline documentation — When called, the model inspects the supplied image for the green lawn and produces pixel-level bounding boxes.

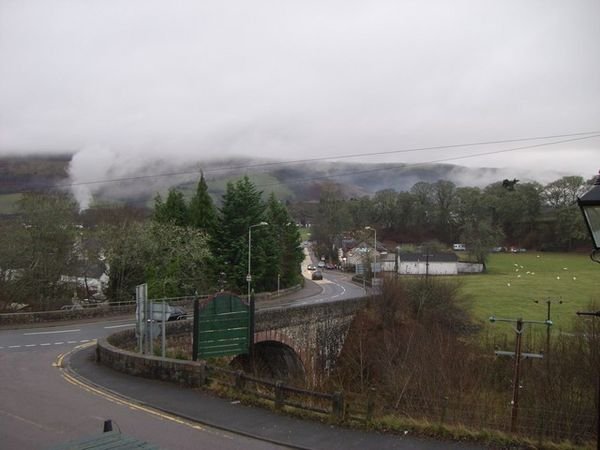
[461,252,599,331]
[0,193,22,214]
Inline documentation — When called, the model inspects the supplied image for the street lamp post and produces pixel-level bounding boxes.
[248,222,268,303]
[576,171,600,450]
[365,226,377,279]
[578,170,600,262]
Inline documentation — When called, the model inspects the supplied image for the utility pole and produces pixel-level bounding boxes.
[533,298,562,362]
[490,316,551,433]
[511,318,523,432]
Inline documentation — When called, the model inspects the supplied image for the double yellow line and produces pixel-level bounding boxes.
[53,343,224,437]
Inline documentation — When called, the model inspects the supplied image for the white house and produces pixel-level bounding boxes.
[397,252,458,276]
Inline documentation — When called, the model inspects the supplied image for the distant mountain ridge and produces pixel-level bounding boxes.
[0,154,566,210]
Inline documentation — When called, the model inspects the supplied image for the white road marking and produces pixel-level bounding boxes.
[40,343,51,346]
[54,342,64,345]
[104,323,134,329]
[8,345,20,348]
[327,277,347,300]
[67,341,77,344]
[24,329,80,336]
[79,339,89,343]
[25,344,36,347]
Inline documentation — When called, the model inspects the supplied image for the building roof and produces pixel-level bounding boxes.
[398,252,458,263]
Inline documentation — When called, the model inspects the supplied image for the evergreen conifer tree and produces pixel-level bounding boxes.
[216,176,267,293]
[153,188,188,226]
[188,173,217,234]
[266,194,303,289]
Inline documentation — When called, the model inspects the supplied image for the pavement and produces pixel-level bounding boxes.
[67,347,487,450]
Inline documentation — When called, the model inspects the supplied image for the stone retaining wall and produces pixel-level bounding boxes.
[97,322,206,388]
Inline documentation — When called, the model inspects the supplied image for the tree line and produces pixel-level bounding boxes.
[0,175,303,310]
[310,175,591,264]
[150,174,303,299]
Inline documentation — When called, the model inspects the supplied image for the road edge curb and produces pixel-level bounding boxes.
[62,344,312,450]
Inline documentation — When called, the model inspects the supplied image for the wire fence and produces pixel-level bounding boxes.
[201,363,596,444]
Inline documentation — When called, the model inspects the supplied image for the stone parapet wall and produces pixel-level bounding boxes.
[97,323,205,388]
[0,304,136,327]
[0,286,303,328]
[0,299,196,327]
[255,296,367,331]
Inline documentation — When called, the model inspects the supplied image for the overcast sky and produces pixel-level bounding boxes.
[1,0,599,183]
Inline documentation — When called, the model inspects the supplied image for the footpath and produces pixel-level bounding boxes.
[68,347,486,450]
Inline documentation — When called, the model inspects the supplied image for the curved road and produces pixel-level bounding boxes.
[0,251,365,449]
[0,320,288,449]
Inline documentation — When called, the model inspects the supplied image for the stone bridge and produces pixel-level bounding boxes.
[96,295,368,385]
[250,297,367,381]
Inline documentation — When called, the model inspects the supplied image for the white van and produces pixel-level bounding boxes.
[453,243,466,251]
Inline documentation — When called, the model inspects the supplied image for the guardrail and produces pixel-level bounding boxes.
[0,286,306,327]
[0,295,206,327]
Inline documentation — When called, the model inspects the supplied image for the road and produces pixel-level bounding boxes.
[257,246,366,310]
[0,251,365,449]
[0,320,287,449]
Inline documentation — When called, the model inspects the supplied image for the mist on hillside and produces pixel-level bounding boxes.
[63,148,571,211]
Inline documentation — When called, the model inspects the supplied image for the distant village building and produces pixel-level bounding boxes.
[396,252,458,276]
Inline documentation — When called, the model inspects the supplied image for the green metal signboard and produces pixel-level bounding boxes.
[195,293,252,359]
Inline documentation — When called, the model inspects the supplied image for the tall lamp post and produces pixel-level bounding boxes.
[578,171,600,262]
[365,226,377,279]
[576,171,600,450]
[248,222,268,303]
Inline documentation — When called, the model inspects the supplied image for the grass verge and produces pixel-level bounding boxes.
[205,378,594,449]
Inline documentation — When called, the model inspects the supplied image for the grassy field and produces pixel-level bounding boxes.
[0,193,22,214]
[461,252,599,331]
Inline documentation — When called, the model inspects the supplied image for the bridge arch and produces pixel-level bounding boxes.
[251,340,306,381]
[231,331,307,381]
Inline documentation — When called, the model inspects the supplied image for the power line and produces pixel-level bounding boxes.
[253,133,600,189]
[3,132,599,210]
[2,132,600,219]
[36,130,600,191]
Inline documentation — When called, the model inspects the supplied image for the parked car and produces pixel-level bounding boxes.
[311,270,323,280]
[325,263,335,270]
[60,304,83,311]
[307,264,316,271]
[317,261,326,269]
[168,306,187,321]
[452,243,466,251]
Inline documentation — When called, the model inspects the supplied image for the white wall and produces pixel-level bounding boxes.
[398,261,457,275]
[457,262,484,273]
